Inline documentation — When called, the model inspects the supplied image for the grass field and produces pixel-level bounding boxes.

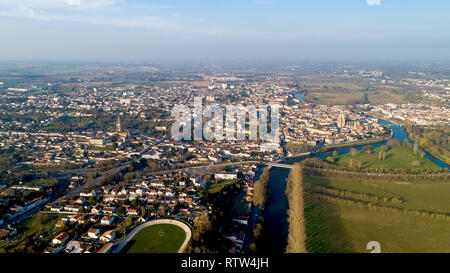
[0,215,59,253]
[149,81,186,87]
[304,92,365,105]
[231,191,250,217]
[306,176,450,213]
[367,91,410,104]
[333,146,440,170]
[88,145,116,151]
[303,90,414,105]
[207,179,239,194]
[124,224,186,253]
[305,201,450,253]
[304,176,450,252]
[302,82,366,91]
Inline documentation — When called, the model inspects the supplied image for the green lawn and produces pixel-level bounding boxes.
[0,215,59,253]
[304,176,450,253]
[231,192,249,217]
[207,179,239,194]
[304,92,366,105]
[88,145,116,151]
[18,215,59,236]
[305,201,450,253]
[306,176,450,214]
[334,146,440,170]
[124,224,186,253]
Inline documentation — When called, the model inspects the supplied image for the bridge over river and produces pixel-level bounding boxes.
[267,162,294,169]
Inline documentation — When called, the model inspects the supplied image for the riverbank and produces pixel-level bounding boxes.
[315,132,392,153]
[263,115,449,253]
[404,128,449,166]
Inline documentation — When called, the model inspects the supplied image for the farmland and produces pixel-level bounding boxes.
[333,145,441,170]
[303,176,450,253]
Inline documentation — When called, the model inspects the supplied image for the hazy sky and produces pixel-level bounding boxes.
[0,0,449,62]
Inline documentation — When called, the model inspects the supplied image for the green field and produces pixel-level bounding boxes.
[231,192,249,217]
[304,92,365,105]
[123,224,186,253]
[207,179,239,194]
[305,201,450,253]
[334,146,440,170]
[88,145,116,151]
[304,176,450,252]
[0,215,59,253]
[303,90,417,105]
[306,176,450,213]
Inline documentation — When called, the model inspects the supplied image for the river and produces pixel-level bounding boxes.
[262,94,448,252]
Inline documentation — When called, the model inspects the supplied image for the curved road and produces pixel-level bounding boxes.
[113,219,192,253]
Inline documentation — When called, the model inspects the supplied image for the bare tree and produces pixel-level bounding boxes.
[192,213,212,241]
[252,167,270,208]
[285,164,307,253]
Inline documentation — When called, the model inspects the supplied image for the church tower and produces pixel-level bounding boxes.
[338,112,346,129]
[116,116,123,133]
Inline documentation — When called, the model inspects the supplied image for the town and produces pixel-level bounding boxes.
[0,63,449,254]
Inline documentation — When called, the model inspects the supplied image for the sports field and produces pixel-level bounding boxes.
[123,224,186,253]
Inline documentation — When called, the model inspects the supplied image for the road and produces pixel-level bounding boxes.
[143,160,261,176]
[60,136,171,199]
[0,177,66,229]
[0,196,55,229]
[2,132,260,233]
[241,204,259,253]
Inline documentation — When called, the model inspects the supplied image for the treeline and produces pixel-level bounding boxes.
[386,139,426,158]
[405,124,450,164]
[285,142,309,154]
[304,184,404,205]
[305,154,445,175]
[252,167,270,208]
[186,213,215,253]
[308,194,450,221]
[249,167,270,253]
[300,158,449,183]
[285,164,307,253]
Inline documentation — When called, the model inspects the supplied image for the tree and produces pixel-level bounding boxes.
[252,167,270,208]
[413,142,419,155]
[192,213,212,241]
[32,214,44,235]
[116,206,126,216]
[253,223,263,239]
[285,164,307,253]
[363,145,372,154]
[159,205,167,216]
[249,243,257,253]
[286,142,309,154]
[117,217,133,236]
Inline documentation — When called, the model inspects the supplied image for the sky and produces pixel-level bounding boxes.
[0,0,449,62]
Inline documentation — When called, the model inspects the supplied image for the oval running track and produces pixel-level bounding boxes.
[113,219,191,253]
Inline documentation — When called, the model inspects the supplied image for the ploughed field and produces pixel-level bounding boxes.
[123,224,186,253]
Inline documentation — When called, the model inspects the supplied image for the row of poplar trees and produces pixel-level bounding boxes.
[285,164,307,253]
